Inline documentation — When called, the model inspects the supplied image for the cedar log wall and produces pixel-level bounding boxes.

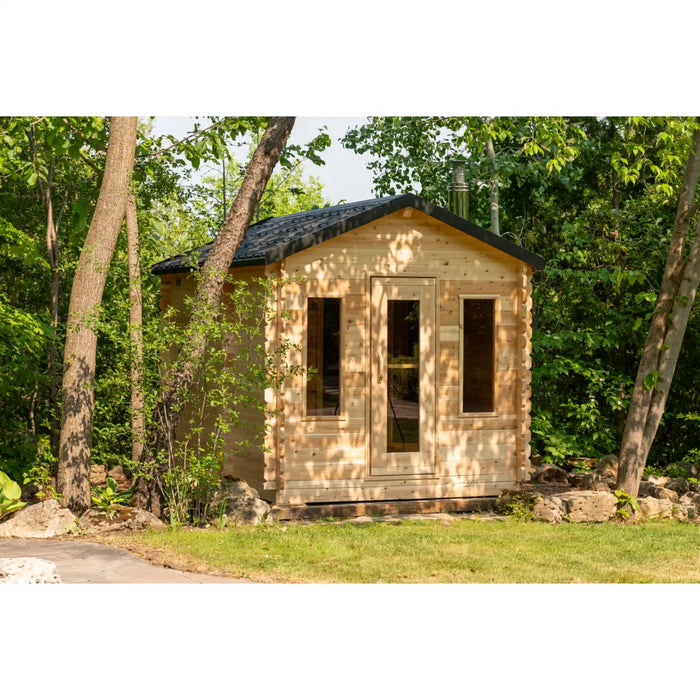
[270,208,533,505]
[159,208,533,504]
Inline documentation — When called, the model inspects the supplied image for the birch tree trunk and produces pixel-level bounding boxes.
[126,194,146,465]
[616,125,700,497]
[57,117,138,512]
[141,116,295,516]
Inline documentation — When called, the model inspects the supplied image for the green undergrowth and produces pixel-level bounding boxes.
[114,518,700,583]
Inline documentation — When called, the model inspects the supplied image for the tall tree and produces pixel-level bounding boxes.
[125,193,146,464]
[140,116,296,515]
[34,151,63,455]
[0,117,108,467]
[617,122,700,496]
[57,117,138,512]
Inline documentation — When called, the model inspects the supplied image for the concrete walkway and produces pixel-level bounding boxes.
[0,538,245,584]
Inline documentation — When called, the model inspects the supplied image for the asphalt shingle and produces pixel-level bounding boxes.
[151,194,545,275]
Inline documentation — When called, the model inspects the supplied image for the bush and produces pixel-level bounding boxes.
[151,274,304,526]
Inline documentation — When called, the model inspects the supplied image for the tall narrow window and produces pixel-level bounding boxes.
[387,299,420,452]
[462,298,495,413]
[306,297,341,416]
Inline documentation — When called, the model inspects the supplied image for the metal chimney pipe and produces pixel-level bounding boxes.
[448,158,469,220]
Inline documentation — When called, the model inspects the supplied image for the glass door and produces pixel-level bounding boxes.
[370,278,436,476]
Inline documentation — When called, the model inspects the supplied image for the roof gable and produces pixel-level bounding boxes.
[151,194,545,275]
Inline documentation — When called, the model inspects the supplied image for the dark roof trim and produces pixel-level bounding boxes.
[152,194,545,275]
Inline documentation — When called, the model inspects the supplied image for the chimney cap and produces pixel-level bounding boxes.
[450,159,467,185]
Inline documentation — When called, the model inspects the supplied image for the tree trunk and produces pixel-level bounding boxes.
[486,136,500,235]
[56,117,138,513]
[142,117,295,517]
[37,164,62,461]
[616,125,700,496]
[126,194,146,465]
[46,193,62,460]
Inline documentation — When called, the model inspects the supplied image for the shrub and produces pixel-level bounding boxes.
[91,476,135,518]
[151,274,304,525]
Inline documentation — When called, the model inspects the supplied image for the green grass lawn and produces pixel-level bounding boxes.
[105,517,700,583]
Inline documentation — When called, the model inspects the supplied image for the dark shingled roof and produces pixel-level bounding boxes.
[151,194,545,275]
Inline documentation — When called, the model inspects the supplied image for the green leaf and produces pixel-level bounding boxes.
[643,370,659,391]
[0,471,22,500]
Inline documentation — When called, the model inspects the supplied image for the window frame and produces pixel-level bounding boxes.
[303,295,345,421]
[458,294,499,417]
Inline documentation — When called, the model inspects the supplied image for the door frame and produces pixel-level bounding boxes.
[369,277,436,476]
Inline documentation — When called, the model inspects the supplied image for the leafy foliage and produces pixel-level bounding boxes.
[497,491,536,522]
[150,273,305,525]
[0,471,26,520]
[91,476,135,517]
[0,116,330,496]
[614,489,639,519]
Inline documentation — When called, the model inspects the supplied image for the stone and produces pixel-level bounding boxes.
[210,478,275,527]
[595,454,619,480]
[0,500,77,538]
[213,477,261,503]
[637,482,653,498]
[582,472,601,489]
[217,497,274,527]
[352,516,374,524]
[679,492,700,508]
[591,481,612,493]
[638,497,673,520]
[90,464,108,486]
[21,480,42,502]
[567,472,586,488]
[664,478,690,495]
[0,557,61,584]
[646,474,669,487]
[107,465,131,490]
[670,504,691,522]
[79,506,165,534]
[531,463,569,484]
[532,495,565,524]
[557,490,618,523]
[650,486,679,503]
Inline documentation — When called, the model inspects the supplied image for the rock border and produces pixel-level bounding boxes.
[506,456,700,524]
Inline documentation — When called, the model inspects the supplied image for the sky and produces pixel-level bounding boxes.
[153,116,376,204]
